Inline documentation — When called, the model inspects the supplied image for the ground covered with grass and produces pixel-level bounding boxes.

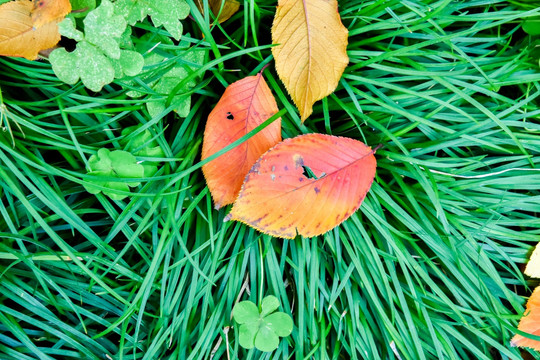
[1,0,540,359]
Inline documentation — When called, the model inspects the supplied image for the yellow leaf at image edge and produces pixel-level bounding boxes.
[271,0,349,122]
[0,0,63,60]
[525,242,540,278]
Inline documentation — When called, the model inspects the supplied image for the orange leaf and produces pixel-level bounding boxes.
[271,0,348,122]
[226,134,377,238]
[512,287,540,350]
[202,74,282,209]
[32,0,71,28]
[0,0,67,60]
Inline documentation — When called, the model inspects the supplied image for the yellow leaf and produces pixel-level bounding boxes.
[0,0,63,60]
[525,242,540,278]
[31,0,72,29]
[271,0,348,122]
[195,0,240,23]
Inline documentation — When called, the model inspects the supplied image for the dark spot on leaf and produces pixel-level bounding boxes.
[226,112,234,120]
[315,222,321,229]
[298,177,304,182]
[314,187,320,194]
[284,165,289,171]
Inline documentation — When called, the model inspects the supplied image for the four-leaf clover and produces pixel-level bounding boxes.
[233,295,293,352]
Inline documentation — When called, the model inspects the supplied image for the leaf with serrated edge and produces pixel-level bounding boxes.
[0,0,62,60]
[271,0,348,121]
[202,74,281,209]
[226,134,376,238]
[512,287,540,350]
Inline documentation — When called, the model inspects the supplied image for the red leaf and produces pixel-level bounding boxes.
[202,74,281,209]
[226,133,377,238]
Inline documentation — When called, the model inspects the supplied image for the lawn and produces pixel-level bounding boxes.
[1,0,540,359]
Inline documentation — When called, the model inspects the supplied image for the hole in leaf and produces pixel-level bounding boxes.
[302,165,325,180]
[226,112,234,120]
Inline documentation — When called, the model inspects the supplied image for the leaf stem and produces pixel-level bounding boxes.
[258,236,264,310]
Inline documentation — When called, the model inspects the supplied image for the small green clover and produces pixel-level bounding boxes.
[233,296,293,352]
[120,125,165,177]
[83,148,144,200]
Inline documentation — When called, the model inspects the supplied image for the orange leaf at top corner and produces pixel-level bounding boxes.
[201,73,282,209]
[512,287,540,351]
[31,0,71,28]
[0,0,67,60]
[226,134,377,239]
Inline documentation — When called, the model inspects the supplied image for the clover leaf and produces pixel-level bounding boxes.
[125,34,206,118]
[83,148,144,200]
[233,296,293,352]
[50,0,143,92]
[120,125,165,177]
[114,0,190,40]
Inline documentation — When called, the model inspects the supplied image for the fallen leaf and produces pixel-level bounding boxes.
[525,242,540,278]
[0,0,64,60]
[226,134,376,238]
[271,0,348,121]
[195,0,240,23]
[512,287,540,350]
[202,73,281,209]
[31,0,71,28]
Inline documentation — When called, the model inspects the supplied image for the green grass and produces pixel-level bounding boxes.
[1,0,540,359]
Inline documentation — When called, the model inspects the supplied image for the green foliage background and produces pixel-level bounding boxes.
[1,0,540,359]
